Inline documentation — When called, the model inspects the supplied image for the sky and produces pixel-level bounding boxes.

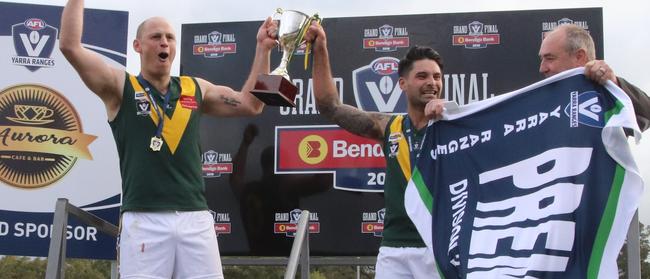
[6,0,650,223]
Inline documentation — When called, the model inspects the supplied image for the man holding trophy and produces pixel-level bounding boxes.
[305,21,445,278]
[59,0,278,277]
[252,9,320,107]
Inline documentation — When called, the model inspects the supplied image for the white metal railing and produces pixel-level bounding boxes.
[45,198,118,279]
[42,200,642,279]
[284,210,311,279]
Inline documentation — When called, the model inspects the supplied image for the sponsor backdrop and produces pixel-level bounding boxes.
[0,2,125,259]
[181,8,603,255]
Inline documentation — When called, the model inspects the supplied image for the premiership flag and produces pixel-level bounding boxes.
[405,68,643,278]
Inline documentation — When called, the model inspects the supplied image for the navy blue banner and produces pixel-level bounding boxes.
[407,69,642,278]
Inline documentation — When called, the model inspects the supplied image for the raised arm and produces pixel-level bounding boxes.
[306,22,389,142]
[200,17,277,117]
[59,0,124,120]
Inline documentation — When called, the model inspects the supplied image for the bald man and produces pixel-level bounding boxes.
[60,0,278,277]
[539,24,650,132]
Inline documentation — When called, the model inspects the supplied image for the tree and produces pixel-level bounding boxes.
[618,222,650,278]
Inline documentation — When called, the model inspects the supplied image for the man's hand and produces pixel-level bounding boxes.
[257,17,278,50]
[425,99,446,120]
[304,21,326,49]
[584,60,618,86]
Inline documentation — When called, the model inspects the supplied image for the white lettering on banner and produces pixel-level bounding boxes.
[430,130,491,160]
[465,147,592,276]
[11,222,98,241]
[333,140,383,158]
[466,254,569,279]
[470,220,575,254]
[473,183,583,227]
[448,179,468,267]
[504,106,562,136]
[443,73,491,105]
[479,147,592,189]
[280,78,344,116]
[0,221,8,235]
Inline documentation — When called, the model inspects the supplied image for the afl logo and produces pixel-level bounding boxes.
[0,84,97,188]
[298,135,327,165]
[24,18,46,31]
[370,57,399,75]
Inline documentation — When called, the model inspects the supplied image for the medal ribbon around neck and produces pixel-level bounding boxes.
[137,74,171,149]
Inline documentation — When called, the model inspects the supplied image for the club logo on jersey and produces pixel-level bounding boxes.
[209,210,232,236]
[274,209,320,237]
[192,30,237,58]
[387,132,403,158]
[0,84,97,188]
[136,100,151,116]
[541,18,590,38]
[352,57,406,113]
[452,21,500,49]
[202,150,233,178]
[11,18,57,71]
[362,24,410,52]
[361,208,385,237]
[565,91,606,128]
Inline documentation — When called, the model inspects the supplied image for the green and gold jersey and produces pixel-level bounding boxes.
[110,73,207,212]
[380,114,427,248]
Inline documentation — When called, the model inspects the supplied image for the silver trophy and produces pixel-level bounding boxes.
[251,9,319,107]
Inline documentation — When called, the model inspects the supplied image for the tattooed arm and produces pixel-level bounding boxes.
[307,21,390,141]
[199,17,277,117]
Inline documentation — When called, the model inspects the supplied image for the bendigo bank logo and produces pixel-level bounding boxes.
[276,126,386,192]
[192,30,237,58]
[362,24,410,52]
[352,57,407,113]
[274,209,320,237]
[0,84,96,188]
[11,18,57,71]
[298,135,327,165]
[452,21,500,49]
[276,126,384,171]
[202,150,233,178]
[361,208,385,237]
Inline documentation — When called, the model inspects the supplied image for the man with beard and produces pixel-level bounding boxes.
[305,22,445,278]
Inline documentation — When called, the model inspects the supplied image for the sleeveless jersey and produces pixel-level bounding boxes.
[110,73,207,212]
[380,114,426,248]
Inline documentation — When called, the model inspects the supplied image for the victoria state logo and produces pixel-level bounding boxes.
[298,135,327,165]
[11,18,57,72]
[0,84,96,188]
[352,57,407,113]
[192,30,237,58]
[565,91,606,128]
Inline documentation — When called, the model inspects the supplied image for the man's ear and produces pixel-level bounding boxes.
[399,77,406,90]
[575,48,589,65]
[133,39,141,53]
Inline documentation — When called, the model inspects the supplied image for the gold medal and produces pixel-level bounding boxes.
[150,136,163,151]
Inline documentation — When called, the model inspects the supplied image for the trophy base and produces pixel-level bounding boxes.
[251,74,297,107]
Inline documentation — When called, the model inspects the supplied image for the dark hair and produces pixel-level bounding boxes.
[398,46,444,77]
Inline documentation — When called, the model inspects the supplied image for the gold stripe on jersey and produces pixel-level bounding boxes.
[389,115,412,180]
[128,75,195,154]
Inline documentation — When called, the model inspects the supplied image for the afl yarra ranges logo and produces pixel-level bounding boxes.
[298,135,327,165]
[0,84,96,188]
